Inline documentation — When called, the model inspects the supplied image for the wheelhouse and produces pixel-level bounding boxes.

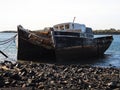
[53,22,94,39]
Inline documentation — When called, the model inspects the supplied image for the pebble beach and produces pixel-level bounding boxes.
[0,61,120,90]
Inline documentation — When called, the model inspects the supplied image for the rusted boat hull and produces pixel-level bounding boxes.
[17,27,55,61]
[17,26,113,61]
[55,37,113,61]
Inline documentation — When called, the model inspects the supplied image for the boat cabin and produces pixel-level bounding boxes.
[53,22,94,39]
[53,22,86,32]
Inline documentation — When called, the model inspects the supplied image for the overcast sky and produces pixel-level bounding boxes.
[0,0,120,31]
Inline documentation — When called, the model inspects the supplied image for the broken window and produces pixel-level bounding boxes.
[65,24,69,29]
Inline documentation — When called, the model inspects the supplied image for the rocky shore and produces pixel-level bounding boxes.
[0,61,120,90]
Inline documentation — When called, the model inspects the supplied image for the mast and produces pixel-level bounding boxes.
[72,17,76,29]
[73,17,76,23]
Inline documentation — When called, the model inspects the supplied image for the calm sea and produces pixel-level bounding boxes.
[0,33,120,68]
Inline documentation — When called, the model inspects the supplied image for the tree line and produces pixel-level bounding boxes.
[93,28,120,34]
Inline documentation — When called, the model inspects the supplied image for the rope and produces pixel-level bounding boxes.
[0,34,17,45]
[2,39,14,51]
[0,34,17,58]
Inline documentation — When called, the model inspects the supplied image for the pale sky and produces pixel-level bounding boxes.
[0,0,120,31]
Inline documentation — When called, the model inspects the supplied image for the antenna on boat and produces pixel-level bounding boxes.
[72,17,76,29]
[73,17,76,23]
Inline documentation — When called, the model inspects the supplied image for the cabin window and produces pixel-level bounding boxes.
[65,24,69,29]
[60,25,64,30]
[54,26,58,30]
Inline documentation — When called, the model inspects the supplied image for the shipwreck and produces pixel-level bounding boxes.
[16,22,113,61]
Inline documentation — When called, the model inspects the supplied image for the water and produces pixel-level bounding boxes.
[0,33,120,68]
[0,33,17,62]
[94,35,120,68]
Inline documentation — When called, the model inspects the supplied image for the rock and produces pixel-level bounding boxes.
[11,80,17,85]
[11,73,21,80]
[22,84,26,87]
[29,70,35,76]
[60,80,68,85]
[2,72,12,77]
[77,68,83,72]
[1,66,9,70]
[20,68,27,76]
[116,82,120,87]
[50,80,55,85]
[113,88,120,90]
[15,63,22,68]
[39,77,46,82]
[38,84,44,89]
[107,81,117,87]
[0,62,119,89]
[20,71,27,76]
[63,68,68,72]
[27,79,33,84]
[0,76,5,87]
[52,65,58,70]
[4,81,10,85]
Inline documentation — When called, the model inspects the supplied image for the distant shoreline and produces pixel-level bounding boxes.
[93,29,120,35]
[0,31,17,33]
[0,30,120,35]
[93,32,120,35]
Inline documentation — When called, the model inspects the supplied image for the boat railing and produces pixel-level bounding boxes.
[54,31,93,39]
[83,33,94,39]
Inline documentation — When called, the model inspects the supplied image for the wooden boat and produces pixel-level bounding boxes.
[17,22,113,61]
